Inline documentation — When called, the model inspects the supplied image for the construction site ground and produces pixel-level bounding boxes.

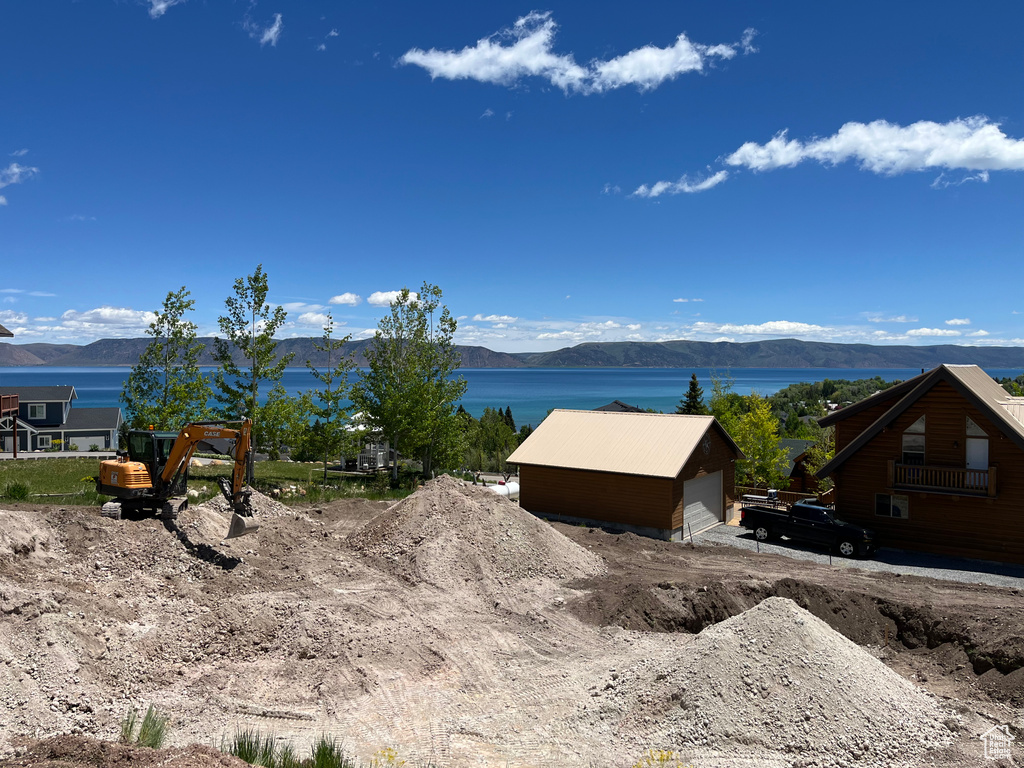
[0,477,1021,768]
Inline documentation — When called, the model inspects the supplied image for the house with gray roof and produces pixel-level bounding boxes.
[0,386,122,453]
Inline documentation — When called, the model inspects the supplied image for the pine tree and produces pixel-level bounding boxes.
[676,373,709,416]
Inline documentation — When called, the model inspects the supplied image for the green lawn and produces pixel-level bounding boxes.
[0,457,413,504]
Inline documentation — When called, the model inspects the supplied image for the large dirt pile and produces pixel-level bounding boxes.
[576,597,956,766]
[347,474,607,591]
[1,735,249,768]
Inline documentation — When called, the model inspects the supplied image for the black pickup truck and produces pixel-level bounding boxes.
[739,500,875,558]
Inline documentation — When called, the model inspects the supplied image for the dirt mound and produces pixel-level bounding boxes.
[2,735,249,768]
[347,474,606,590]
[193,487,291,519]
[0,511,51,560]
[577,597,955,765]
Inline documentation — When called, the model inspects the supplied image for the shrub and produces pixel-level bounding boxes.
[311,736,352,768]
[89,444,100,452]
[2,482,30,501]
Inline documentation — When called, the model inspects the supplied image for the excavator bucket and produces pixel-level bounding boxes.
[226,512,260,540]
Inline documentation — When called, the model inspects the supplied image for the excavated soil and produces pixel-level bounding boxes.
[0,476,1022,767]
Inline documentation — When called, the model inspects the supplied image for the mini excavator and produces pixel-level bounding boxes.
[96,419,259,540]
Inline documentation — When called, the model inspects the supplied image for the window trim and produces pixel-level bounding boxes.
[27,403,46,420]
[37,435,52,450]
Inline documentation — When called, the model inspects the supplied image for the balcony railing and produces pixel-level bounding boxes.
[888,460,996,497]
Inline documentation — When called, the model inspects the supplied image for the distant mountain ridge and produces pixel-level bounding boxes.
[1,337,1023,369]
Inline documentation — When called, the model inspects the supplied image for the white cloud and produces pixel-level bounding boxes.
[245,13,283,47]
[400,12,749,95]
[328,292,362,306]
[68,214,96,222]
[59,306,157,333]
[708,320,829,336]
[906,327,962,337]
[0,162,39,203]
[725,117,1024,178]
[367,290,417,307]
[945,318,971,325]
[280,301,324,312]
[633,170,729,197]
[865,313,917,323]
[10,149,28,157]
[967,330,990,337]
[672,298,704,303]
[297,312,332,327]
[931,170,990,189]
[328,28,339,38]
[602,183,621,195]
[473,313,518,323]
[317,44,326,52]
[740,28,758,55]
[0,310,29,325]
[480,108,495,119]
[147,0,185,18]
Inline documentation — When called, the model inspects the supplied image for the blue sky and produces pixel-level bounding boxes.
[2,1,1022,352]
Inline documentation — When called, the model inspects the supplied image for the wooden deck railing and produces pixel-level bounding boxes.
[0,393,18,416]
[888,460,996,497]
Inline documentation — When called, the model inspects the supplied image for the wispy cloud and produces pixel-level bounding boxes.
[726,117,1024,177]
[865,313,917,323]
[329,292,362,306]
[401,12,751,95]
[944,317,971,326]
[60,306,157,334]
[245,12,283,47]
[633,170,729,197]
[906,327,961,337]
[480,108,494,119]
[68,214,96,222]
[473,313,518,323]
[672,298,704,303]
[0,162,39,204]
[147,0,186,19]
[10,149,29,157]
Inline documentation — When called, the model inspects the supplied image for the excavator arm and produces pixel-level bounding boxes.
[161,419,259,539]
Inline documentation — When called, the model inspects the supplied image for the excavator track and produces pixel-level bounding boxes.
[158,497,188,520]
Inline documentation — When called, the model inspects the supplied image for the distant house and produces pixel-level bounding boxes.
[593,400,646,413]
[818,364,1024,564]
[507,409,743,541]
[0,386,122,452]
[779,438,816,493]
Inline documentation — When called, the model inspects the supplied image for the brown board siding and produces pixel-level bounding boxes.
[519,464,674,531]
[833,380,1024,563]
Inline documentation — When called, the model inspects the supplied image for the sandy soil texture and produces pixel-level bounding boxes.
[0,475,1021,767]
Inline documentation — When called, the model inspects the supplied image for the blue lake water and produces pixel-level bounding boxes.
[1,366,1020,428]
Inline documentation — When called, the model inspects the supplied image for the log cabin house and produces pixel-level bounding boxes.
[818,364,1024,564]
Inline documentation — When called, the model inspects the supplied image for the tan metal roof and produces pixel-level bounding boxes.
[506,409,740,479]
[945,365,1024,441]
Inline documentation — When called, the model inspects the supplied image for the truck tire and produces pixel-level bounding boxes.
[837,539,856,557]
[754,526,772,542]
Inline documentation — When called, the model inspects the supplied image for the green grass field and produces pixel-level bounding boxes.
[0,457,413,505]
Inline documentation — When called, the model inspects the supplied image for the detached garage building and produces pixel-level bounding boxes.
[507,409,743,541]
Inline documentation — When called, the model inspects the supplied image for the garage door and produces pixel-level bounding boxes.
[683,472,722,535]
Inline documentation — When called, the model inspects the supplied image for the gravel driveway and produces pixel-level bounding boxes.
[695,523,1024,590]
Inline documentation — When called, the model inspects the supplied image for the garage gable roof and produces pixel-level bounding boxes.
[0,322,12,338]
[819,364,1024,477]
[506,409,742,479]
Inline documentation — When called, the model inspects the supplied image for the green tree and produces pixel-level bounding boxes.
[212,265,294,454]
[803,425,835,492]
[305,314,355,482]
[351,283,467,481]
[676,373,709,415]
[121,286,212,430]
[734,395,789,489]
[708,370,749,437]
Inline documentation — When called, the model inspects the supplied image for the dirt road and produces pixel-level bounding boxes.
[0,477,1021,767]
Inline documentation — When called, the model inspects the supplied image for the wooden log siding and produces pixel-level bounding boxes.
[518,464,675,531]
[831,380,1024,564]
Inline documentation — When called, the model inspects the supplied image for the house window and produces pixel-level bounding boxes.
[902,415,925,466]
[37,435,52,449]
[966,416,986,437]
[876,493,909,519]
[28,403,46,420]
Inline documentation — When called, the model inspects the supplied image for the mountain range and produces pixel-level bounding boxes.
[2,337,1024,369]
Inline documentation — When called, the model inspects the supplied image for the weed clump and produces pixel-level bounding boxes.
[119,704,169,749]
[223,730,354,768]
[2,481,30,501]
